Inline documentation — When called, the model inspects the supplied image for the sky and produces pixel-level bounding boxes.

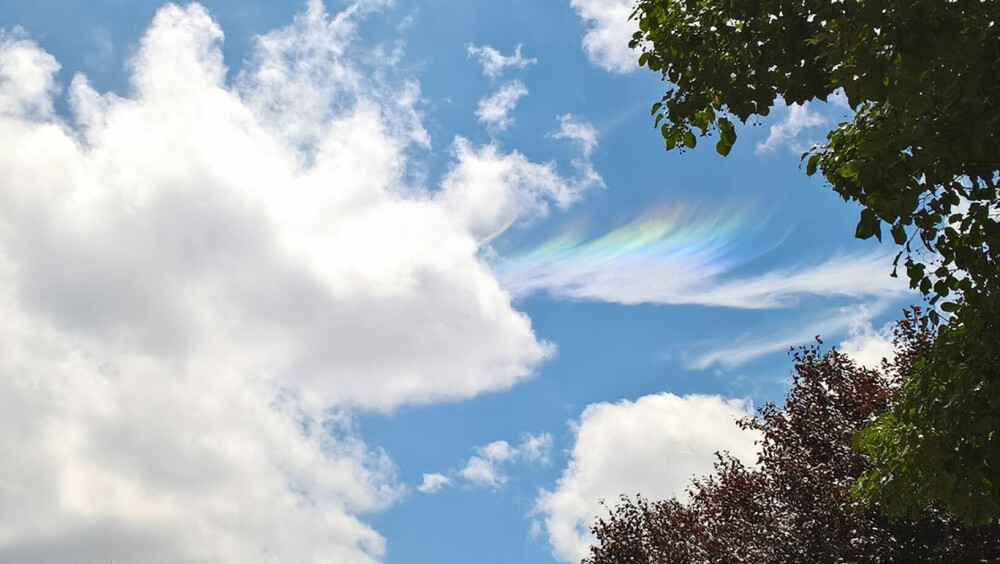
[0,1,917,563]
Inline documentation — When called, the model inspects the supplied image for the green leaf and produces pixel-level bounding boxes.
[838,161,859,179]
[805,154,821,176]
[682,130,696,149]
[855,209,882,241]
[716,137,732,156]
[718,117,736,144]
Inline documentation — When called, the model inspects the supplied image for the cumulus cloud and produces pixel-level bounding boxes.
[0,28,60,117]
[460,455,507,489]
[0,1,595,561]
[467,43,536,79]
[497,206,909,309]
[535,394,760,563]
[459,434,553,489]
[416,434,553,491]
[417,473,451,494]
[476,79,528,132]
[517,433,554,464]
[838,308,897,369]
[569,0,638,73]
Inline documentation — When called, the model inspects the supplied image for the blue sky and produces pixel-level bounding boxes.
[0,1,916,562]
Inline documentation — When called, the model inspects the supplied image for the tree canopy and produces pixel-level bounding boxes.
[630,0,1000,522]
[856,297,1000,524]
[585,327,1000,563]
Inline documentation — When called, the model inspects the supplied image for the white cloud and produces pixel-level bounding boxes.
[498,205,909,309]
[479,440,516,463]
[0,28,60,117]
[828,87,851,109]
[0,2,591,561]
[685,253,908,308]
[687,332,808,371]
[440,136,601,243]
[517,433,554,464]
[756,99,827,154]
[0,286,400,563]
[838,309,896,369]
[535,394,759,563]
[456,433,554,490]
[460,456,506,489]
[467,43,536,79]
[417,473,451,494]
[551,114,603,191]
[569,0,638,73]
[552,113,598,157]
[476,79,528,132]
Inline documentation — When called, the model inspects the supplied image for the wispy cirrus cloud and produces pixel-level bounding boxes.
[684,303,895,371]
[496,205,909,309]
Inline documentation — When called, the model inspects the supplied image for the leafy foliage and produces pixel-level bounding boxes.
[585,333,1000,563]
[630,0,1000,307]
[856,303,1000,525]
[630,0,1000,523]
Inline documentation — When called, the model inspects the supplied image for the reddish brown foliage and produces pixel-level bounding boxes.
[586,321,1000,563]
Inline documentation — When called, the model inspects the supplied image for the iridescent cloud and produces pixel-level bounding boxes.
[496,203,908,308]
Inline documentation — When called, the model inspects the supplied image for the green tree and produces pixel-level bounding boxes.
[856,297,1000,524]
[586,332,1000,563]
[631,0,999,302]
[630,0,1000,522]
